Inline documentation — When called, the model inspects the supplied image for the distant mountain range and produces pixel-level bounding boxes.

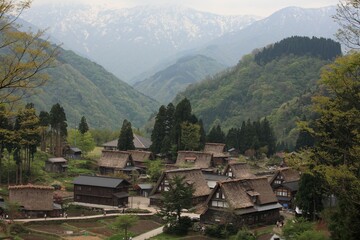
[20,3,257,82]
[28,48,159,129]
[134,55,225,104]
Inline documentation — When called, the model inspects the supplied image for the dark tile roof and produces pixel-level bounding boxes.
[282,181,299,191]
[113,192,129,198]
[73,175,129,188]
[70,147,82,153]
[102,134,152,150]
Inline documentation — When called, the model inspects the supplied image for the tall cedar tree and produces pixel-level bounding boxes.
[150,105,167,153]
[173,98,192,150]
[117,119,135,151]
[49,103,67,157]
[39,111,50,152]
[161,103,175,154]
[207,124,225,143]
[198,119,206,150]
[0,105,11,184]
[78,116,89,134]
[226,128,240,150]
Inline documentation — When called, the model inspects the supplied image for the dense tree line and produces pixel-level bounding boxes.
[150,98,206,158]
[0,102,68,184]
[225,118,276,157]
[254,36,341,65]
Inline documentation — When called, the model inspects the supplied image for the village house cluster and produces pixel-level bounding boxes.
[0,133,301,230]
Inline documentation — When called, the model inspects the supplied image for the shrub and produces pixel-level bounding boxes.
[163,216,193,236]
[9,223,27,234]
[205,224,237,238]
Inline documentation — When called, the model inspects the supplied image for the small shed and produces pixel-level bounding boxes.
[65,147,82,159]
[45,158,68,173]
[135,183,153,197]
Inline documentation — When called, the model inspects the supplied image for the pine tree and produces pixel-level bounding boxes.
[226,128,240,150]
[207,124,225,143]
[118,119,135,151]
[78,116,89,134]
[173,98,192,149]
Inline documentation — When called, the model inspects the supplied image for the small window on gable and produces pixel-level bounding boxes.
[185,157,197,163]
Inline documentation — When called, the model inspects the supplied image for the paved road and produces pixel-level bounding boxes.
[133,226,164,240]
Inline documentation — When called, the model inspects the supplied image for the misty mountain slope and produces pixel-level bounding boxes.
[21,3,257,82]
[134,55,225,104]
[174,37,341,142]
[196,6,339,66]
[29,48,159,129]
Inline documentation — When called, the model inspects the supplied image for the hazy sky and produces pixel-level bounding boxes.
[33,0,339,17]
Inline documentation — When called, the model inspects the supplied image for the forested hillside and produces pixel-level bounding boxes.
[134,55,225,103]
[175,36,341,146]
[28,48,159,129]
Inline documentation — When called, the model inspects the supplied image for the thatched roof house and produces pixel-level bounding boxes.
[128,150,153,168]
[98,150,137,175]
[150,168,211,206]
[176,151,214,170]
[223,162,256,179]
[103,134,152,151]
[8,185,54,211]
[270,167,301,209]
[201,177,281,227]
[204,143,230,166]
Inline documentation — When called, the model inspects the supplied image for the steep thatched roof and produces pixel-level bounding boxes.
[204,143,230,158]
[151,168,211,198]
[270,167,300,184]
[9,185,54,211]
[211,177,278,210]
[128,150,152,163]
[176,151,213,169]
[98,150,132,169]
[224,162,256,179]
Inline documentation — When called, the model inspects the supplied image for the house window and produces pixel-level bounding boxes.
[127,162,131,166]
[276,189,289,197]
[228,171,233,177]
[76,186,82,191]
[211,200,229,208]
[274,180,282,184]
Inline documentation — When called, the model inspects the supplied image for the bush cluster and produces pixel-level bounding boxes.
[163,216,193,236]
[205,224,237,238]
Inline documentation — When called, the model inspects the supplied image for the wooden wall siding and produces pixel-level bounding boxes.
[201,208,280,227]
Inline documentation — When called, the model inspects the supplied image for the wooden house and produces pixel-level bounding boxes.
[270,167,300,209]
[73,175,130,207]
[176,151,214,173]
[201,177,281,227]
[45,157,68,173]
[128,150,153,169]
[8,185,61,217]
[150,168,211,207]
[64,147,82,159]
[223,162,256,179]
[102,134,152,151]
[204,143,230,166]
[134,183,153,197]
[98,150,140,175]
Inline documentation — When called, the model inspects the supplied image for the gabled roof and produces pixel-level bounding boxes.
[73,175,129,188]
[151,168,211,198]
[224,162,256,179]
[176,151,213,169]
[47,157,67,163]
[70,147,82,153]
[282,181,299,191]
[128,150,152,163]
[270,167,300,184]
[209,177,278,210]
[102,134,152,150]
[98,150,132,169]
[204,143,230,158]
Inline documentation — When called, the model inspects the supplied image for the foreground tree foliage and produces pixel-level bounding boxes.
[112,215,138,240]
[0,0,58,103]
[334,0,360,49]
[296,52,360,240]
[161,175,194,235]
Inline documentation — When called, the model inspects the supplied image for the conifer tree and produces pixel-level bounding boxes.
[39,111,50,152]
[78,116,89,134]
[150,105,167,154]
[207,124,225,143]
[198,119,206,150]
[49,103,67,157]
[173,98,192,149]
[118,119,135,151]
